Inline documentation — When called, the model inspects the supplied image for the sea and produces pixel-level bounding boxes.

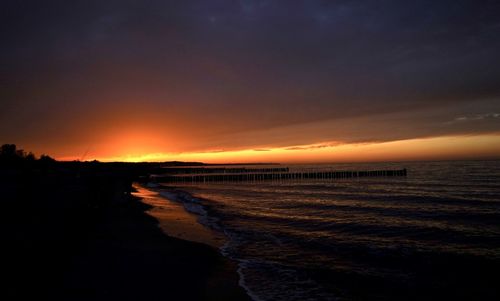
[157,161,500,301]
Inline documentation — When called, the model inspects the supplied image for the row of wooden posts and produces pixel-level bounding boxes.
[160,167,290,174]
[154,169,407,183]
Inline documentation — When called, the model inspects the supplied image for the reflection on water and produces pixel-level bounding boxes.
[163,161,500,300]
[133,184,225,248]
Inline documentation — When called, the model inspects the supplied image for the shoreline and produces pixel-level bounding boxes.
[145,183,262,301]
[132,183,260,301]
[134,183,226,248]
[2,165,251,301]
[139,183,263,301]
[136,183,263,301]
[131,183,254,301]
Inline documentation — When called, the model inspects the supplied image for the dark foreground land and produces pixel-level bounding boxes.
[2,160,250,301]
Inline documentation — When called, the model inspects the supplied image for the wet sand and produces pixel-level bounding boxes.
[2,164,251,301]
[134,184,226,248]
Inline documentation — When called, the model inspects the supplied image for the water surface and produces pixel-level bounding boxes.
[160,161,500,300]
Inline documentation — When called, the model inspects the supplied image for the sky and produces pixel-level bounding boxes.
[2,0,500,163]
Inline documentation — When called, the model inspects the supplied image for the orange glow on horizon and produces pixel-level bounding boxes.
[57,134,500,163]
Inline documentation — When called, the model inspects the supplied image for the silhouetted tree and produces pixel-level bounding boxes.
[1,144,18,157]
[1,144,24,166]
[39,154,55,162]
[26,152,36,161]
[16,149,26,158]
[0,144,56,167]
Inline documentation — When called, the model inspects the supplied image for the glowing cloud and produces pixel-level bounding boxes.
[83,134,500,163]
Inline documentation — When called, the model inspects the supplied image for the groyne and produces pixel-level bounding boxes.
[153,169,407,182]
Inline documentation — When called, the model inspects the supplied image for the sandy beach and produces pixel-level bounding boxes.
[134,184,226,248]
[2,162,251,301]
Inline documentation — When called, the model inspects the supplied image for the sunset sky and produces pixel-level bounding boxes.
[2,1,500,163]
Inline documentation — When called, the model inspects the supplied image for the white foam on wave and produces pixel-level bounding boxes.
[159,191,210,226]
[234,258,340,301]
[158,189,265,301]
[237,263,266,301]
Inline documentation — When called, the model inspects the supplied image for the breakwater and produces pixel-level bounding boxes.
[153,168,407,182]
[160,167,290,174]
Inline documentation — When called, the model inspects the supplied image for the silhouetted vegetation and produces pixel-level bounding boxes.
[0,144,55,167]
[1,144,248,301]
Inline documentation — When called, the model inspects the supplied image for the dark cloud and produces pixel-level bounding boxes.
[1,0,500,155]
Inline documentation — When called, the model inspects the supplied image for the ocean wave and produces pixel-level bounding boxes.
[158,190,222,232]
[154,161,500,300]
